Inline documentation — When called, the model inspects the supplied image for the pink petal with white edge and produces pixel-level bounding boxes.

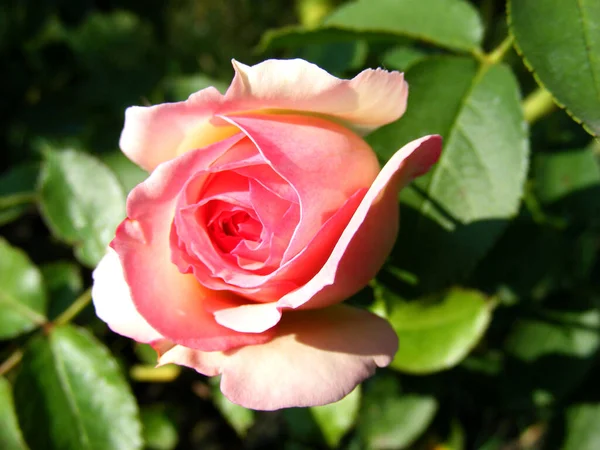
[214,302,282,333]
[225,59,408,135]
[158,305,398,410]
[120,59,407,171]
[119,87,232,171]
[276,135,443,311]
[221,113,380,264]
[92,248,164,344]
[113,134,277,351]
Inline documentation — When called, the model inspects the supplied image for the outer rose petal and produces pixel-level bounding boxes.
[92,248,163,344]
[227,59,408,135]
[119,87,237,171]
[213,302,282,333]
[158,305,398,410]
[277,135,443,310]
[113,134,276,351]
[119,59,407,171]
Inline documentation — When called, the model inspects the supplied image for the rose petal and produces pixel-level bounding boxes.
[226,59,408,135]
[157,344,226,377]
[276,135,443,310]
[120,60,407,171]
[92,248,164,343]
[220,113,380,263]
[119,87,239,171]
[158,305,398,410]
[214,302,283,333]
[184,186,366,301]
[113,133,276,351]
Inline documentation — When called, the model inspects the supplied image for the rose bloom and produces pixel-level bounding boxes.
[92,59,441,410]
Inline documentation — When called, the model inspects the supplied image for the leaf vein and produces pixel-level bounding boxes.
[50,335,92,449]
[576,0,600,104]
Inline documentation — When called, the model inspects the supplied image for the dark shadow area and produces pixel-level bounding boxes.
[384,192,508,297]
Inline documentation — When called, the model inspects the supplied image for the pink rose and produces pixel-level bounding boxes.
[92,59,441,410]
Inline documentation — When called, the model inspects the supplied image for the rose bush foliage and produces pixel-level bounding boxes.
[91,58,441,410]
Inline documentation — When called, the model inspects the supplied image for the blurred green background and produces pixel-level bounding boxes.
[1,0,600,449]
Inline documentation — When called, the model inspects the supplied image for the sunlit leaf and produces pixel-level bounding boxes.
[38,148,126,267]
[561,403,600,450]
[509,0,600,135]
[385,287,492,373]
[14,325,142,450]
[0,377,28,450]
[311,386,361,448]
[369,56,528,289]
[324,0,483,52]
[0,238,47,340]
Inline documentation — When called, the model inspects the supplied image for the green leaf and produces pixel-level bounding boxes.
[296,0,334,27]
[561,403,600,450]
[323,0,483,53]
[368,57,528,289]
[359,376,437,449]
[14,325,142,450]
[385,287,492,374]
[503,308,600,407]
[0,164,38,226]
[0,238,47,340]
[506,310,600,362]
[291,40,367,75]
[382,46,428,72]
[445,419,466,450]
[101,151,148,194]
[141,406,178,450]
[134,343,159,365]
[259,27,386,53]
[210,379,255,437]
[41,261,83,321]
[472,220,592,301]
[38,148,126,267]
[534,149,600,204]
[163,74,228,102]
[311,386,361,448]
[533,148,600,223]
[0,377,29,450]
[509,0,600,136]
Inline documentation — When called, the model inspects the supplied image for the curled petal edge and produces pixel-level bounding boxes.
[158,304,399,410]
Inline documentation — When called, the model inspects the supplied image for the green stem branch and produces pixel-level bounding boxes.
[523,87,558,124]
[0,287,93,376]
[0,349,23,377]
[0,193,37,209]
[53,287,93,327]
[484,35,514,66]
